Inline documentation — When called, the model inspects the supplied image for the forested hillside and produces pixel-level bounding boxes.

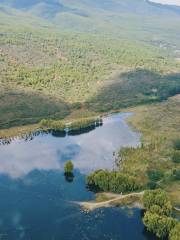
[0,0,180,129]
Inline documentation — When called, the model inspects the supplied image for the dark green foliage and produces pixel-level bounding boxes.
[86,170,139,193]
[173,139,180,151]
[0,89,70,129]
[64,172,74,183]
[143,189,179,239]
[71,102,82,110]
[147,169,164,181]
[172,168,180,180]
[87,70,180,112]
[143,189,172,215]
[146,181,158,190]
[172,151,180,163]
[89,170,110,192]
[64,161,74,174]
[143,212,177,239]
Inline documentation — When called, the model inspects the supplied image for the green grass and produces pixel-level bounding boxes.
[120,95,180,204]
[86,95,180,205]
[39,116,101,131]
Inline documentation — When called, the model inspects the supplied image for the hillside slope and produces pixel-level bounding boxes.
[1,0,180,46]
[0,0,180,130]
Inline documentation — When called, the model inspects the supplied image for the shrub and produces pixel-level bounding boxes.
[39,119,65,131]
[143,212,177,239]
[86,170,139,193]
[143,189,172,216]
[173,139,180,150]
[64,161,74,174]
[172,151,180,163]
[146,181,158,190]
[71,102,82,110]
[147,170,164,181]
[69,117,98,131]
[169,223,180,240]
[172,168,180,180]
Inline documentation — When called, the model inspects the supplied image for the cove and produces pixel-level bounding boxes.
[0,113,156,240]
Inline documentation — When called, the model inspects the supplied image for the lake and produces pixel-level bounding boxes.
[0,113,155,240]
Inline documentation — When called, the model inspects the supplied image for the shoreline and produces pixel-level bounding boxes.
[0,110,135,139]
[72,191,180,213]
[73,191,144,211]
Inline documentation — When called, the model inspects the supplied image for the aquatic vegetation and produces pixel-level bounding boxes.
[39,119,66,131]
[68,117,102,131]
[39,117,102,132]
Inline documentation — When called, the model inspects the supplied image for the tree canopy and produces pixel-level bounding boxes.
[87,170,139,193]
[64,161,74,174]
[143,189,179,239]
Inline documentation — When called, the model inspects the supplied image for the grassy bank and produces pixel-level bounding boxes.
[122,95,180,205]
[39,116,101,131]
[0,124,39,139]
[0,116,102,139]
[86,95,180,205]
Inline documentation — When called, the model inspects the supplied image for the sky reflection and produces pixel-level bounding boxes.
[0,113,141,178]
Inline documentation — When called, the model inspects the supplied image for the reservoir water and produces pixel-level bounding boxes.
[0,113,155,240]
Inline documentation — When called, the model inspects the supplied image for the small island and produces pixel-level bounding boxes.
[64,161,75,183]
[64,161,74,174]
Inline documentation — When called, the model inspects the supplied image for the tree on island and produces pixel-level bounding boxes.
[64,160,74,174]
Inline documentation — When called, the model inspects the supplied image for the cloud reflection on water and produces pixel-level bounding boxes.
[0,113,140,178]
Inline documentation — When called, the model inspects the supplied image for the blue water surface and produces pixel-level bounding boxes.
[0,113,156,240]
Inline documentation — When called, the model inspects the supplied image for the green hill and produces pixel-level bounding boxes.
[0,0,180,129]
[1,0,180,45]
